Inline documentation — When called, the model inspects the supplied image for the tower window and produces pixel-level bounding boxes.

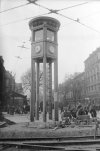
[35,29,43,41]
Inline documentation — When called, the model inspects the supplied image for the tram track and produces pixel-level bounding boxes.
[0,135,100,142]
[1,141,100,151]
[1,136,100,150]
[1,138,100,146]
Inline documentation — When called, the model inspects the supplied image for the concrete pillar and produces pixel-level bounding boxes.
[54,59,59,121]
[43,56,47,122]
[48,61,52,120]
[30,59,35,122]
[36,62,39,120]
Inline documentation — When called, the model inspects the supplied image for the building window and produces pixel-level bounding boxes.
[98,52,100,60]
[97,72,99,80]
[6,79,9,86]
[94,85,96,90]
[91,86,93,91]
[94,74,96,80]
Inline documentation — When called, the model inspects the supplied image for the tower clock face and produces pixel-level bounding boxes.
[49,45,55,54]
[35,45,41,53]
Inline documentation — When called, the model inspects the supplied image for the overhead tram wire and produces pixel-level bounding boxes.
[0,17,33,26]
[77,21,100,35]
[0,12,50,26]
[1,12,100,36]
[0,1,100,34]
[27,0,100,34]
[51,12,100,35]
[52,8,100,31]
[0,0,50,14]
[30,1,90,13]
[29,0,50,11]
[0,2,30,14]
[0,0,90,14]
[0,0,90,26]
[55,1,89,12]
[62,9,100,28]
[27,0,99,34]
[55,12,76,22]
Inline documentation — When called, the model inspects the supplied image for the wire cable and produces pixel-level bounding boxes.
[0,2,30,14]
[56,12,100,34]
[78,21,100,34]
[0,1,100,35]
[31,1,90,13]
[32,0,99,35]
[0,17,33,26]
[0,12,50,26]
[57,1,89,12]
[31,1,50,11]
[0,0,90,15]
[55,12,77,22]
[0,1,92,27]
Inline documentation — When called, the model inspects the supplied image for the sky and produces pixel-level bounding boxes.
[0,0,100,83]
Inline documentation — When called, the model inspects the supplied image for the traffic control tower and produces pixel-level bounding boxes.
[29,16,60,122]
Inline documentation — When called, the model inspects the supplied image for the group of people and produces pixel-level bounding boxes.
[60,104,97,126]
[76,105,97,118]
[7,105,30,115]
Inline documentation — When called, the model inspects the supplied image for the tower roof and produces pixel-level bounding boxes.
[29,16,60,30]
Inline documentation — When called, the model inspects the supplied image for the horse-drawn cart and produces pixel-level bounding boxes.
[75,115,91,125]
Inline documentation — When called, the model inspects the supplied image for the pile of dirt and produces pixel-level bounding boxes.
[0,118,16,128]
[0,112,4,121]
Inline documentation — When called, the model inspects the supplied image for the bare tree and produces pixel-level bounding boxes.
[58,72,85,107]
[21,68,43,95]
[21,69,31,93]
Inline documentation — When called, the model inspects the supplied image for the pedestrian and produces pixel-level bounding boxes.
[71,108,77,119]
[90,106,97,118]
[61,109,71,125]
[84,106,88,115]
[76,105,85,117]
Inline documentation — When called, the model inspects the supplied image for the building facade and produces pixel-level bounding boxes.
[15,83,23,94]
[4,71,15,110]
[5,71,15,94]
[0,56,27,112]
[72,72,86,102]
[0,56,5,111]
[84,47,100,106]
[66,72,86,106]
[59,72,86,108]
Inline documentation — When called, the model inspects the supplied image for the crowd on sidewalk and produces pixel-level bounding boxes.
[59,103,97,128]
